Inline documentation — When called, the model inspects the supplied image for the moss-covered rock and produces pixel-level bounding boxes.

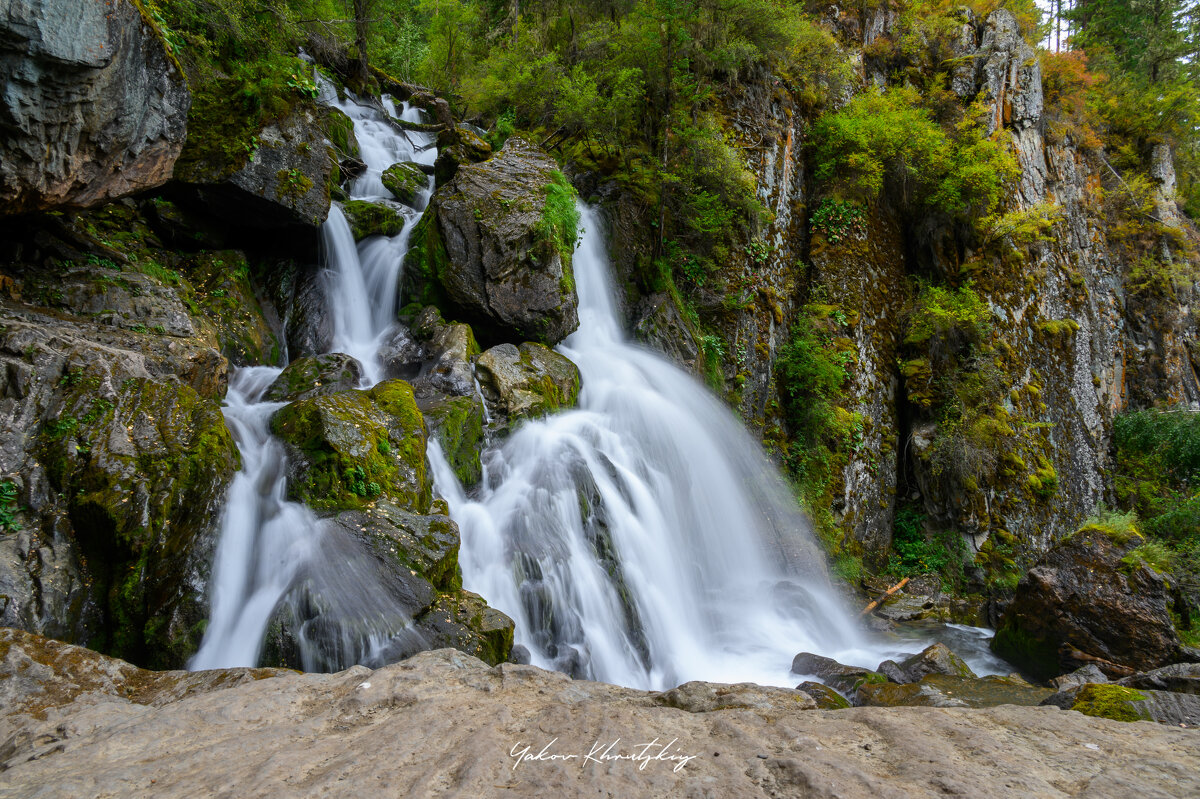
[413,590,515,666]
[423,395,485,486]
[184,250,281,366]
[1070,684,1152,722]
[433,125,493,185]
[476,342,580,427]
[895,642,977,682]
[340,200,404,241]
[263,353,363,403]
[795,681,852,709]
[271,379,431,512]
[328,500,462,593]
[402,137,580,346]
[37,370,240,668]
[381,162,428,206]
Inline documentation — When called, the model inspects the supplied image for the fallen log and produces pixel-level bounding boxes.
[859,576,910,616]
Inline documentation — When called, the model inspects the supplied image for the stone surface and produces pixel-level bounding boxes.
[790,652,886,702]
[404,137,580,345]
[893,642,977,683]
[631,292,702,374]
[381,161,428,206]
[1042,682,1200,726]
[339,200,403,241]
[992,528,1182,680]
[476,342,581,427]
[2,629,1199,798]
[0,0,190,213]
[263,353,363,403]
[271,380,431,513]
[1117,663,1200,695]
[858,674,1051,709]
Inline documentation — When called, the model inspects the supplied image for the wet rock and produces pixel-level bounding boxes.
[0,0,190,213]
[657,682,816,713]
[3,633,1200,796]
[340,200,404,241]
[414,591,515,666]
[875,660,909,684]
[405,306,479,400]
[891,643,977,683]
[508,644,531,665]
[1117,663,1200,695]
[382,162,428,206]
[790,652,887,702]
[404,137,580,345]
[433,125,494,185]
[992,527,1182,680]
[272,380,431,513]
[423,395,485,486]
[632,292,702,373]
[1051,664,1109,692]
[476,342,581,427]
[263,353,363,403]
[858,674,1050,709]
[281,264,333,359]
[794,681,851,709]
[330,500,462,593]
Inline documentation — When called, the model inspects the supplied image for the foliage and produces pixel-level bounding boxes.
[0,481,20,533]
[810,199,866,244]
[536,171,581,261]
[812,87,1018,219]
[904,283,992,347]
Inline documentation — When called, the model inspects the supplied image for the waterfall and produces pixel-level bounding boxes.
[430,205,871,690]
[190,85,437,670]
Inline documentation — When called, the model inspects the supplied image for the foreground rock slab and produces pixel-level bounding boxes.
[2,629,1198,798]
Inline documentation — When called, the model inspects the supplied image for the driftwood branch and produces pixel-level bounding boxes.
[859,577,910,616]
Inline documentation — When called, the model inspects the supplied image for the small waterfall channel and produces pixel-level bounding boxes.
[190,82,436,670]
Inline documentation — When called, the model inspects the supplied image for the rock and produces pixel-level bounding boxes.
[632,292,702,373]
[657,682,817,713]
[381,161,428,206]
[795,681,851,709]
[263,353,363,403]
[433,124,494,184]
[1051,664,1110,692]
[508,643,531,665]
[177,101,336,229]
[476,342,581,427]
[857,673,1051,709]
[0,0,190,213]
[340,200,404,241]
[1043,682,1200,726]
[331,499,462,593]
[281,264,333,358]
[414,591,515,666]
[875,659,909,684]
[404,137,580,345]
[271,380,431,513]
[893,642,977,683]
[790,652,887,702]
[1117,663,1200,695]
[423,395,485,486]
[4,632,1200,796]
[405,305,480,400]
[992,527,1182,680]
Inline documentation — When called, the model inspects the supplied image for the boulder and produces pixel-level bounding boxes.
[340,200,404,241]
[1042,682,1200,726]
[433,125,494,184]
[794,681,851,709]
[0,0,190,213]
[414,590,515,667]
[423,395,486,486]
[476,342,581,427]
[790,652,887,702]
[1117,662,1200,695]
[889,642,977,684]
[176,101,336,228]
[263,353,363,403]
[657,682,816,713]
[271,380,431,513]
[991,526,1182,680]
[382,161,428,206]
[403,137,580,345]
[857,674,1050,709]
[632,292,702,374]
[1050,664,1110,692]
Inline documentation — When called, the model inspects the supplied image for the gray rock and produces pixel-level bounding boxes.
[1051,664,1110,692]
[4,630,1200,796]
[896,642,977,682]
[1117,662,1200,695]
[382,161,428,206]
[656,681,816,713]
[790,652,887,702]
[476,342,581,427]
[794,680,851,709]
[1042,682,1200,726]
[405,137,580,345]
[632,292,701,374]
[876,659,910,684]
[263,353,363,403]
[0,0,190,213]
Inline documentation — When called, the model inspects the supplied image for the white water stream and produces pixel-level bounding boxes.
[192,80,1007,686]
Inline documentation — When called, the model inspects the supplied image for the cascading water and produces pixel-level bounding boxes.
[191,82,437,670]
[431,205,876,690]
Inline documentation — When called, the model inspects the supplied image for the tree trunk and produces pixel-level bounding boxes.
[353,0,370,88]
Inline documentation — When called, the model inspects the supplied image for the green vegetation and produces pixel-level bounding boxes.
[0,481,21,533]
[1071,683,1151,722]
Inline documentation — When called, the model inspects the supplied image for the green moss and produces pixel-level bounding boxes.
[324,107,359,159]
[423,396,485,486]
[1071,684,1151,722]
[536,170,581,267]
[276,168,314,203]
[381,162,428,205]
[1038,319,1081,336]
[341,200,404,241]
[401,211,451,308]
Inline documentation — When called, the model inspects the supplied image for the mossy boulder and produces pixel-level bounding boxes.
[1042,681,1200,725]
[992,527,1182,681]
[892,643,977,683]
[476,342,581,427]
[271,379,431,512]
[414,590,514,666]
[423,395,485,486]
[795,681,852,709]
[790,652,890,704]
[857,674,1051,709]
[402,137,580,346]
[433,125,493,185]
[263,353,363,403]
[36,371,240,668]
[340,200,404,241]
[381,162,428,206]
[183,250,281,366]
[333,500,462,592]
